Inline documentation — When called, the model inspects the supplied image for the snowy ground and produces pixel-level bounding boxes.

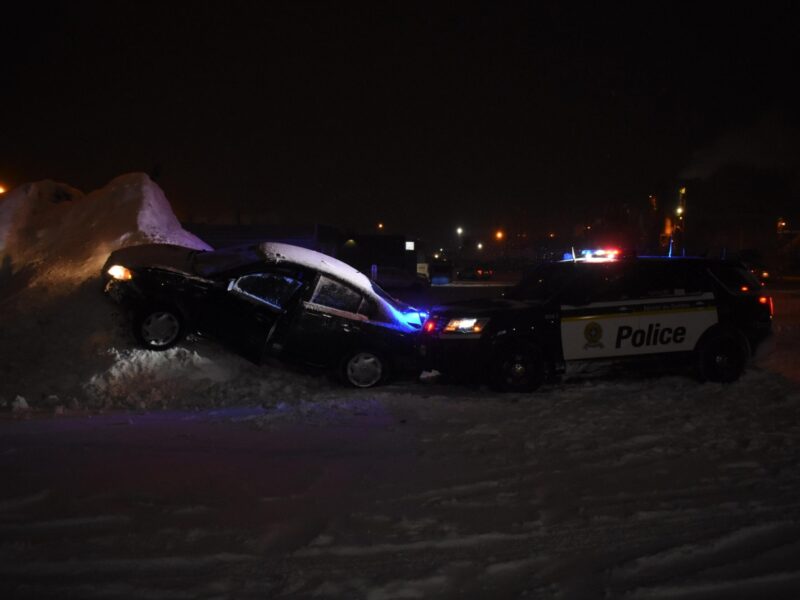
[2,288,800,598]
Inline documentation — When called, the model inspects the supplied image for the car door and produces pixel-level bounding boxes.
[559,263,643,361]
[626,261,718,356]
[279,274,367,367]
[198,271,304,362]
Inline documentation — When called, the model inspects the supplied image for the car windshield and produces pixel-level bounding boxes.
[192,245,264,277]
[370,281,414,312]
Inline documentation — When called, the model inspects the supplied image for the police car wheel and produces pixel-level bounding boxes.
[134,307,184,350]
[490,349,544,393]
[696,332,747,383]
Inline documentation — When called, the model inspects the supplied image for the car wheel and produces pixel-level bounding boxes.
[134,307,184,350]
[343,351,386,388]
[490,348,544,392]
[695,331,748,383]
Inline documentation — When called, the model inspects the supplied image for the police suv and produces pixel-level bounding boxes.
[419,254,773,391]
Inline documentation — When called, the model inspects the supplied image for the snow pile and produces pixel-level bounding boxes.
[0,174,229,409]
[0,173,209,288]
[84,341,334,410]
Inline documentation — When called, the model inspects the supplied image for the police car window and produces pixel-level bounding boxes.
[685,263,712,294]
[561,264,633,304]
[635,262,691,297]
[710,263,760,292]
[310,275,362,313]
[234,274,302,309]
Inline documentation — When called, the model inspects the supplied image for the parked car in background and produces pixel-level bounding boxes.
[374,265,430,290]
[456,263,494,280]
[102,242,427,387]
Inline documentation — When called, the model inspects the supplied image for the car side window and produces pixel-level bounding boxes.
[635,262,709,297]
[561,264,633,304]
[635,263,683,298]
[233,273,302,309]
[358,296,380,320]
[309,275,362,314]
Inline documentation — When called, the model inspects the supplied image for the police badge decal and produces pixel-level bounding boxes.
[583,321,604,349]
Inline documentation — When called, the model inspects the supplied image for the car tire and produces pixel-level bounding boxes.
[695,329,749,383]
[134,306,185,350]
[342,351,387,388]
[490,347,544,392]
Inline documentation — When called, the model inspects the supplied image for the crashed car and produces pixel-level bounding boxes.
[420,254,773,391]
[102,242,427,387]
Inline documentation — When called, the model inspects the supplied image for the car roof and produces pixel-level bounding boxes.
[193,242,374,293]
[259,242,374,294]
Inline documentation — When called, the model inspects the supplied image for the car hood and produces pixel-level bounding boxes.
[102,244,200,275]
[432,297,542,318]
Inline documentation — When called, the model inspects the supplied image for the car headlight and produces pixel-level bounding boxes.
[443,317,490,334]
[107,265,133,281]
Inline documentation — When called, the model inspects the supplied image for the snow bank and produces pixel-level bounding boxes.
[0,174,225,409]
[0,173,209,288]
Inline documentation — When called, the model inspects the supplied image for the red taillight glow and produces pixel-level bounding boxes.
[423,319,437,333]
[740,285,750,292]
[759,295,774,317]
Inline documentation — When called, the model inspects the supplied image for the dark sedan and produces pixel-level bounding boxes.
[102,242,428,387]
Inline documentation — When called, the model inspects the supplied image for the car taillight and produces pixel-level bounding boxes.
[758,295,774,317]
[423,318,438,333]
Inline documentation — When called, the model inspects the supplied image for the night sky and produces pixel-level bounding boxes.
[2,2,798,244]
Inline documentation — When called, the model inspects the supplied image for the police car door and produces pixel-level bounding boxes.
[560,263,643,361]
[617,261,717,357]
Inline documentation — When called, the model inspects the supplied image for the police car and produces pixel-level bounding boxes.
[419,251,773,391]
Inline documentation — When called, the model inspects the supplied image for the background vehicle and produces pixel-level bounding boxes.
[456,263,494,281]
[102,242,427,387]
[421,257,773,391]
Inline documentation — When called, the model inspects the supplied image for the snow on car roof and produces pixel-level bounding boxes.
[259,242,373,293]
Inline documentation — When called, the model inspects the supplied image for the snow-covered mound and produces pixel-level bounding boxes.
[0,174,277,410]
[0,173,209,288]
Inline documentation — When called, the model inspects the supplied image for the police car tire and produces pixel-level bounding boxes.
[695,330,749,383]
[490,348,545,393]
[134,305,185,351]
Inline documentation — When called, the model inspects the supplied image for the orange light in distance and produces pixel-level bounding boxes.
[495,230,504,241]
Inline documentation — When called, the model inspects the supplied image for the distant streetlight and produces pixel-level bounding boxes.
[548,232,556,239]
[676,206,684,216]
[477,242,483,250]
[434,253,440,259]
[377,222,384,230]
[456,227,463,236]
[0,185,6,194]
[495,230,504,241]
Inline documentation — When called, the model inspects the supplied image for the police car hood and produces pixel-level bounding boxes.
[433,297,542,318]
